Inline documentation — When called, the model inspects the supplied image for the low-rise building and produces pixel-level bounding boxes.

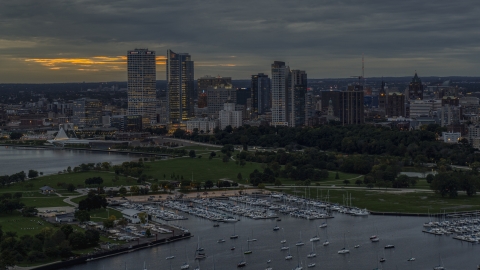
[121,209,144,224]
[442,132,461,143]
[39,186,55,194]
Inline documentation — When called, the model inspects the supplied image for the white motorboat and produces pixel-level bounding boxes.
[307,263,315,268]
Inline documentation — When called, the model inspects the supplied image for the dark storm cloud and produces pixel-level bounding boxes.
[0,0,479,82]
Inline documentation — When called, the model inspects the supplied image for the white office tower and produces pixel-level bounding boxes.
[219,101,242,130]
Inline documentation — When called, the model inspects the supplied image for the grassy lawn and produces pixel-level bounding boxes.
[143,156,264,182]
[71,195,87,204]
[89,208,123,221]
[3,171,135,193]
[278,187,480,213]
[176,145,221,151]
[21,197,70,207]
[0,212,54,236]
[280,171,362,185]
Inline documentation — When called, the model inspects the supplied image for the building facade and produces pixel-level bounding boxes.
[289,70,307,127]
[167,49,194,125]
[185,117,218,133]
[219,102,242,130]
[408,72,424,100]
[127,49,156,126]
[386,92,405,117]
[251,73,271,115]
[206,87,236,118]
[197,75,232,103]
[72,98,102,127]
[271,61,289,126]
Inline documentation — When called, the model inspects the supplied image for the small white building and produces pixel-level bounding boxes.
[219,102,242,130]
[121,209,144,224]
[39,186,55,194]
[442,132,461,143]
[186,117,218,133]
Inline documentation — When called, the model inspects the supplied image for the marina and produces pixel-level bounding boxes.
[62,193,480,270]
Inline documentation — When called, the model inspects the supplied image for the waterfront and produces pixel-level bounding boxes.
[0,147,139,175]
[65,209,479,270]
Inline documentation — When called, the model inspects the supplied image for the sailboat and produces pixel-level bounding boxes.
[230,223,239,239]
[281,228,287,244]
[244,238,252,254]
[194,241,206,260]
[196,237,204,251]
[380,249,386,263]
[296,231,305,246]
[285,248,293,260]
[166,244,175,260]
[310,226,320,242]
[407,250,415,261]
[180,246,190,269]
[294,247,303,270]
[307,242,316,258]
[323,226,330,246]
[433,255,445,270]
[247,230,257,242]
[237,246,247,267]
[273,223,280,231]
[337,233,349,254]
[370,222,380,242]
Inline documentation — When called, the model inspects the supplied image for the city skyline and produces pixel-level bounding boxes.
[0,0,479,83]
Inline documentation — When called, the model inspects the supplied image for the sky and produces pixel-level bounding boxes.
[0,0,479,83]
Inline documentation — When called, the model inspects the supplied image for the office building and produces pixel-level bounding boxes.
[408,72,424,100]
[72,98,102,127]
[409,100,442,118]
[197,75,232,103]
[127,49,156,126]
[321,86,364,125]
[206,87,236,118]
[378,81,386,110]
[271,61,289,126]
[167,49,194,125]
[251,73,271,115]
[438,105,461,127]
[289,70,307,127]
[386,92,405,117]
[219,101,242,130]
[111,115,143,132]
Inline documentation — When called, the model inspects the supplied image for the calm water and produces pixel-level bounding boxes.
[65,210,479,270]
[0,147,139,175]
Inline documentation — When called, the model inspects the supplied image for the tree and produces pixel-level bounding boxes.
[74,210,90,223]
[205,180,214,189]
[9,132,23,140]
[119,187,127,196]
[189,150,196,158]
[67,184,76,192]
[151,184,159,193]
[335,172,339,179]
[274,179,282,186]
[130,185,139,195]
[426,174,434,184]
[145,228,152,237]
[257,183,266,189]
[28,170,39,178]
[67,166,72,173]
[343,179,350,186]
[209,151,216,159]
[237,173,242,182]
[22,206,38,217]
[355,179,363,186]
[138,213,147,224]
[103,215,116,229]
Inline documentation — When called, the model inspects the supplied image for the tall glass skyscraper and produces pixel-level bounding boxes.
[289,70,307,127]
[127,49,156,125]
[271,61,289,126]
[251,73,271,115]
[167,49,194,125]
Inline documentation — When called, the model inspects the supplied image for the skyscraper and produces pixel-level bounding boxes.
[271,61,289,126]
[251,73,271,115]
[167,49,194,125]
[289,70,307,127]
[127,49,156,126]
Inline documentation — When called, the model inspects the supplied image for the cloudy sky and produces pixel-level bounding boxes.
[0,0,479,83]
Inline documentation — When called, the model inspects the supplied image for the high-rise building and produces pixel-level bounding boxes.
[321,86,364,125]
[72,98,102,127]
[197,75,232,103]
[206,87,236,118]
[127,49,156,126]
[110,115,143,132]
[289,70,307,127]
[378,81,386,110]
[386,92,405,117]
[251,73,271,115]
[271,61,289,126]
[408,72,424,100]
[167,49,194,125]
